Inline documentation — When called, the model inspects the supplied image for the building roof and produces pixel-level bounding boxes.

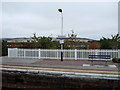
[56,37,94,41]
[2,37,32,41]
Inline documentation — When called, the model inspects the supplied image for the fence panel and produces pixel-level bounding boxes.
[8,48,17,57]
[8,48,119,60]
[24,49,39,58]
[63,50,75,59]
[40,49,59,59]
[77,50,89,59]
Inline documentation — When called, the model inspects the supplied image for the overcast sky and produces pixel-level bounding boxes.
[2,2,118,40]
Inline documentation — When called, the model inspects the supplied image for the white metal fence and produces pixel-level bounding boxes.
[8,48,120,60]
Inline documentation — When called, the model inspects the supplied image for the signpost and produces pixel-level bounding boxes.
[60,39,64,61]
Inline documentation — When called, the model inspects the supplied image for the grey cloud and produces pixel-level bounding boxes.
[2,2,118,40]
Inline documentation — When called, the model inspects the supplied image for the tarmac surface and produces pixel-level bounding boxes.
[1,57,120,75]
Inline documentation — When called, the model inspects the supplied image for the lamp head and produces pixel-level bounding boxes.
[58,9,62,13]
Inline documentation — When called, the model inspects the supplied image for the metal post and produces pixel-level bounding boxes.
[61,11,63,62]
[61,43,63,61]
[61,12,63,36]
[58,9,64,62]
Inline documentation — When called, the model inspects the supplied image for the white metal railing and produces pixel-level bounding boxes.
[8,48,120,60]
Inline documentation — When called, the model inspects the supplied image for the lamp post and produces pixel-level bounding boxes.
[58,9,64,61]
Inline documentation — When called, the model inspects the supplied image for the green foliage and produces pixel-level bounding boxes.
[32,34,59,49]
[0,41,2,56]
[100,37,111,49]
[112,57,120,63]
[2,40,8,56]
[111,34,120,49]
[38,37,52,49]
[100,34,120,49]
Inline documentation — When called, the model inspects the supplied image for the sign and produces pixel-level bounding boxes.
[56,35,67,40]
[59,40,64,44]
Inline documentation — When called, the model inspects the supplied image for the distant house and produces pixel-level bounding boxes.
[6,38,33,43]
[2,34,95,49]
[2,37,33,48]
[56,31,94,49]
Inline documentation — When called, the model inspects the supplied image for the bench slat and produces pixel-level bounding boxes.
[88,55,111,59]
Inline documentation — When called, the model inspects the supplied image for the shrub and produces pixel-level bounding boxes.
[112,57,120,63]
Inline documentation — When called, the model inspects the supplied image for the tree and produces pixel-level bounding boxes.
[100,37,111,49]
[100,34,120,49]
[0,41,2,56]
[89,42,100,49]
[2,40,8,56]
[32,34,59,49]
[111,34,120,49]
[31,33,41,48]
[38,37,53,49]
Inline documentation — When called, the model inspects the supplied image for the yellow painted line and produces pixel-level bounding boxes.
[1,65,120,75]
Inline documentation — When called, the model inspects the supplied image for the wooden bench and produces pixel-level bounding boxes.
[88,55,111,65]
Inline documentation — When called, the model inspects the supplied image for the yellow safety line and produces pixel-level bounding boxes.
[1,65,120,75]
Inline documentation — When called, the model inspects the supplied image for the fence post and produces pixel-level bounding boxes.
[57,49,59,59]
[39,49,41,59]
[75,49,77,60]
[15,48,18,57]
[8,48,10,57]
[24,49,26,58]
[118,49,120,58]
[95,49,98,55]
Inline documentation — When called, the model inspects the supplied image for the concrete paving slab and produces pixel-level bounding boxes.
[83,64,117,68]
[1,57,119,74]
[1,57,40,64]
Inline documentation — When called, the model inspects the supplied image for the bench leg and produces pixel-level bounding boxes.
[91,60,93,66]
[105,60,108,66]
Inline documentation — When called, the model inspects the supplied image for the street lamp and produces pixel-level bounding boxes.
[58,9,64,61]
[58,9,63,36]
